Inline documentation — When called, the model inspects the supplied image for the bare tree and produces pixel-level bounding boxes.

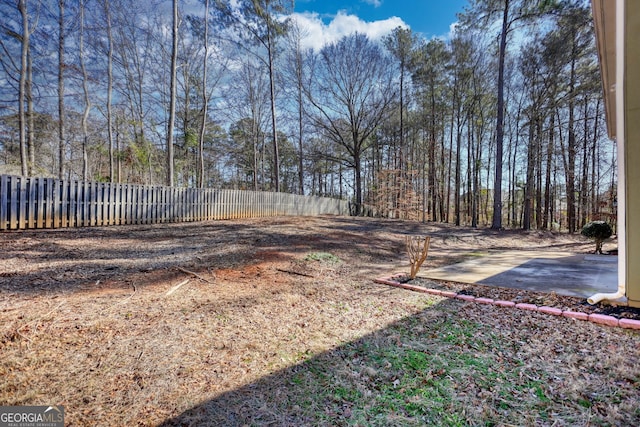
[546,2,594,232]
[17,0,29,176]
[383,27,419,172]
[305,33,395,215]
[460,0,557,229]
[283,21,310,195]
[101,0,116,182]
[79,0,90,181]
[57,0,65,179]
[197,0,210,189]
[411,38,450,222]
[166,0,178,186]
[491,0,509,229]
[215,0,293,192]
[223,58,270,190]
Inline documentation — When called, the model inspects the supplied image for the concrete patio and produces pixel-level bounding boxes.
[421,250,618,299]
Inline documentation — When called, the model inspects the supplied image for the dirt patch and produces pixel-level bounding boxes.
[1,216,638,426]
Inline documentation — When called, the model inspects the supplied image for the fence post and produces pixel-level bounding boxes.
[0,175,7,230]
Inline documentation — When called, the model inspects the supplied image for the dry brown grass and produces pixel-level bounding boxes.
[1,216,638,426]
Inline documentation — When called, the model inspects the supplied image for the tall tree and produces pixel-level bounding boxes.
[283,21,310,195]
[545,1,594,232]
[57,0,66,179]
[223,59,270,190]
[166,0,178,186]
[519,37,548,230]
[460,0,556,229]
[383,27,419,173]
[197,0,210,189]
[102,0,115,182]
[111,1,157,184]
[17,0,30,176]
[411,39,450,222]
[305,33,395,215]
[215,0,293,192]
[449,34,474,226]
[79,0,91,181]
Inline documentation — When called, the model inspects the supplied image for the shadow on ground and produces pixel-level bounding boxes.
[157,296,639,427]
[0,217,408,295]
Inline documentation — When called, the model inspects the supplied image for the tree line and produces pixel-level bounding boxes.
[0,0,615,230]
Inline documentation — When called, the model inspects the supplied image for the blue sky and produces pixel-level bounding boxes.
[292,0,470,49]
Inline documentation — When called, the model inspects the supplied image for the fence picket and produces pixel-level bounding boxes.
[17,177,26,229]
[38,179,46,229]
[9,177,18,229]
[6,177,15,229]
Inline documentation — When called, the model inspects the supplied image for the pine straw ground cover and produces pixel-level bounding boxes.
[1,216,639,426]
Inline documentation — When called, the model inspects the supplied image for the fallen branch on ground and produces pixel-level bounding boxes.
[166,279,190,296]
[176,267,215,283]
[101,283,137,314]
[276,268,315,278]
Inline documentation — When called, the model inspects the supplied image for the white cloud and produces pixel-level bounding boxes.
[289,11,407,51]
[447,22,461,39]
[362,0,383,7]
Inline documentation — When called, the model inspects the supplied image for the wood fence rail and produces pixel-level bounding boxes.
[0,175,352,230]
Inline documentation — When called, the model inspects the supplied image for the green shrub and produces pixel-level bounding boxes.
[581,221,613,254]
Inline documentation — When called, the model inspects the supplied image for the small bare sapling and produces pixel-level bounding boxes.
[406,235,431,279]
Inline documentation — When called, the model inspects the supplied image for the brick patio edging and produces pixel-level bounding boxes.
[374,274,640,331]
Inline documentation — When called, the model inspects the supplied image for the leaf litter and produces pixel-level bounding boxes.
[0,216,638,426]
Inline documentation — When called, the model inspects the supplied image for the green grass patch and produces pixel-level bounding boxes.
[270,312,562,426]
[304,251,341,263]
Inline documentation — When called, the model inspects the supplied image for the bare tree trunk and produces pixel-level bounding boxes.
[27,51,34,175]
[252,113,259,191]
[197,0,209,189]
[421,130,427,223]
[104,0,115,182]
[354,151,363,216]
[543,112,554,229]
[591,98,600,218]
[535,117,543,229]
[523,120,535,230]
[471,118,479,228]
[116,113,122,183]
[297,78,304,194]
[166,0,178,187]
[429,91,436,221]
[58,0,66,180]
[566,55,577,233]
[285,22,306,195]
[454,101,463,226]
[491,0,510,229]
[79,0,91,181]
[439,121,447,222]
[580,95,589,227]
[512,133,519,226]
[18,0,29,176]
[267,29,279,192]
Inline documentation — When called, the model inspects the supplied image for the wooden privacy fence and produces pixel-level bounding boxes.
[0,175,351,230]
